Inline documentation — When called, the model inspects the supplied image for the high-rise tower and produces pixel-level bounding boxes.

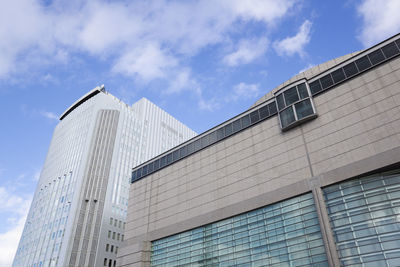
[13,86,196,267]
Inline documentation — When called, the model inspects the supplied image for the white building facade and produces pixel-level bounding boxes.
[13,86,196,267]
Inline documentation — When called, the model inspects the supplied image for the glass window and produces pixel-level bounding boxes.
[343,62,359,78]
[142,165,147,176]
[280,106,296,129]
[324,169,400,267]
[160,156,166,167]
[241,115,250,128]
[179,146,187,158]
[320,74,334,89]
[283,87,299,106]
[172,150,179,161]
[309,80,322,95]
[208,131,217,144]
[151,193,327,267]
[268,102,277,115]
[331,68,346,84]
[187,143,195,154]
[224,123,233,136]
[153,159,160,170]
[232,119,241,133]
[368,49,385,65]
[355,56,372,72]
[217,128,225,141]
[250,111,260,124]
[148,162,154,173]
[131,170,137,182]
[194,139,201,151]
[295,99,314,120]
[258,106,269,119]
[276,93,285,111]
[381,42,399,58]
[297,83,309,99]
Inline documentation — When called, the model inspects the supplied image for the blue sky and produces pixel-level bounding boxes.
[0,0,399,265]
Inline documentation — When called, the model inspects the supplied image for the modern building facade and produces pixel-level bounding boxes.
[12,87,196,267]
[120,33,400,267]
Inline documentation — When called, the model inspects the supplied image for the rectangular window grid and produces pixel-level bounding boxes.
[151,193,328,267]
[323,169,400,267]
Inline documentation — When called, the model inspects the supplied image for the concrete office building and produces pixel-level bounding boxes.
[120,33,400,267]
[12,87,196,267]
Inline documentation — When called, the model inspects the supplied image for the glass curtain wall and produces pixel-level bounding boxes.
[324,169,400,267]
[151,193,328,267]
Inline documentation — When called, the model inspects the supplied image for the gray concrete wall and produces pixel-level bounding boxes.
[118,56,400,267]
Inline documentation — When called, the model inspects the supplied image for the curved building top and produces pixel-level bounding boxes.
[59,85,106,120]
[251,50,363,108]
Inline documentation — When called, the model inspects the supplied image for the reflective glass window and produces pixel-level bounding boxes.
[343,62,359,78]
[241,115,250,128]
[368,49,385,65]
[324,169,400,267]
[224,123,233,136]
[320,74,334,89]
[310,80,323,95]
[258,105,269,119]
[355,56,372,72]
[280,106,296,129]
[382,42,399,58]
[276,93,285,111]
[297,83,309,99]
[232,119,241,133]
[268,102,277,115]
[250,110,260,124]
[151,193,328,267]
[331,68,346,84]
[283,87,299,106]
[295,99,314,120]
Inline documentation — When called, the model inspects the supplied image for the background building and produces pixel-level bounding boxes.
[121,34,400,267]
[12,87,196,267]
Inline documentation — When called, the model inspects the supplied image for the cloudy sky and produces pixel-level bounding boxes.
[0,0,399,265]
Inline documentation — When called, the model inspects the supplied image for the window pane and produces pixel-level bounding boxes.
[368,49,385,65]
[343,62,359,78]
[173,150,180,161]
[280,106,296,129]
[217,128,225,141]
[295,99,314,120]
[151,193,327,267]
[241,115,250,128]
[224,123,233,136]
[194,139,201,151]
[201,135,209,148]
[259,106,269,119]
[320,74,334,89]
[148,162,154,173]
[187,142,195,154]
[309,80,322,95]
[283,87,299,106]
[232,119,241,132]
[331,68,346,84]
[209,131,217,144]
[131,170,137,182]
[250,110,260,124]
[355,56,372,72]
[382,42,399,58]
[179,146,187,158]
[167,153,172,164]
[268,102,277,115]
[297,83,309,99]
[276,94,285,110]
[160,156,167,167]
[154,159,160,170]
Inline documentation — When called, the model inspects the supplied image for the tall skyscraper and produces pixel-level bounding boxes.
[12,86,196,267]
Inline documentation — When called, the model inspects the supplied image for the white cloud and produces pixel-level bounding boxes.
[357,0,400,47]
[274,20,312,57]
[223,38,269,66]
[229,82,261,102]
[0,187,32,267]
[0,0,300,110]
[40,111,59,121]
